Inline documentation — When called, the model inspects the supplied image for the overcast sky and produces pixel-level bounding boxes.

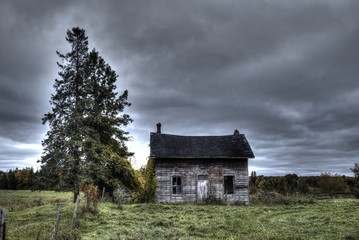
[1,0,358,176]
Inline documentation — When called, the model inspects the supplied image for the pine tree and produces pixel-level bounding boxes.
[7,169,17,190]
[350,163,359,194]
[81,49,138,192]
[41,27,138,201]
[0,172,8,189]
[351,163,359,180]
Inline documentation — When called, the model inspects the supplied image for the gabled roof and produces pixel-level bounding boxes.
[150,132,255,159]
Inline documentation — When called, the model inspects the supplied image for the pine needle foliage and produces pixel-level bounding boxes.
[40,27,139,200]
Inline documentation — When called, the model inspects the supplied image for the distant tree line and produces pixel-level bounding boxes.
[0,159,155,202]
[3,165,356,197]
[0,168,37,190]
[249,171,359,195]
[0,167,72,190]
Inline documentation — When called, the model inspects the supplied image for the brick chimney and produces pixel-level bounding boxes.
[156,123,162,133]
[233,129,240,136]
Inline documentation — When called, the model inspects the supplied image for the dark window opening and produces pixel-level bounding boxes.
[224,176,234,194]
[172,176,182,194]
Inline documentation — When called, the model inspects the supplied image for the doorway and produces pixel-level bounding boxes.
[197,175,208,202]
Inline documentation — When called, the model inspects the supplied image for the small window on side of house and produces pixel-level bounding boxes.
[224,176,234,194]
[172,176,182,194]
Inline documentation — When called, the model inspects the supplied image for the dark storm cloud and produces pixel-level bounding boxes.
[109,0,359,175]
[0,0,358,175]
[0,0,73,170]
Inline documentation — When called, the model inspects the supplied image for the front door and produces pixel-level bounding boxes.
[197,175,208,202]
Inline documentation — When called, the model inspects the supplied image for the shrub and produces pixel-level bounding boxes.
[80,183,100,212]
[319,173,349,193]
[112,185,132,204]
[134,158,157,203]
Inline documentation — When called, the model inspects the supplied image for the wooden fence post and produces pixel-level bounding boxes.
[72,194,80,229]
[101,187,105,202]
[0,209,6,240]
[50,203,63,240]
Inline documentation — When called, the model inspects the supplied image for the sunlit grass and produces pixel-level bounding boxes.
[1,190,359,239]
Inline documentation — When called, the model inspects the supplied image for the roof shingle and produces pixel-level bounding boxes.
[150,132,255,159]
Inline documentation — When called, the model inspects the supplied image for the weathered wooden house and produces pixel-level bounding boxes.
[150,123,255,204]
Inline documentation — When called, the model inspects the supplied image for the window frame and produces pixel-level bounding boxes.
[172,176,182,195]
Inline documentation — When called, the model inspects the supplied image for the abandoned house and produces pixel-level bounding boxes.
[150,123,255,204]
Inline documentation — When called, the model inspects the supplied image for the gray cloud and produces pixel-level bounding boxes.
[0,0,358,175]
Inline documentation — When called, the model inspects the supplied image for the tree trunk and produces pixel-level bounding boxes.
[73,184,80,203]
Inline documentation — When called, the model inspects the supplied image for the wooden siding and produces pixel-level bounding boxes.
[155,158,249,204]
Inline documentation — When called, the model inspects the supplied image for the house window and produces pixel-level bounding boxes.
[224,176,234,194]
[172,176,182,194]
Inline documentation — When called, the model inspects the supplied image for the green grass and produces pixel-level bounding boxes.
[0,190,79,239]
[1,190,359,239]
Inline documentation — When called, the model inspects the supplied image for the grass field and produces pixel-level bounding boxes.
[1,190,359,239]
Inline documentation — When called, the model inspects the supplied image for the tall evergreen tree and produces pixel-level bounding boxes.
[7,169,17,190]
[81,49,138,191]
[41,27,138,201]
[0,172,8,189]
[351,163,359,180]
